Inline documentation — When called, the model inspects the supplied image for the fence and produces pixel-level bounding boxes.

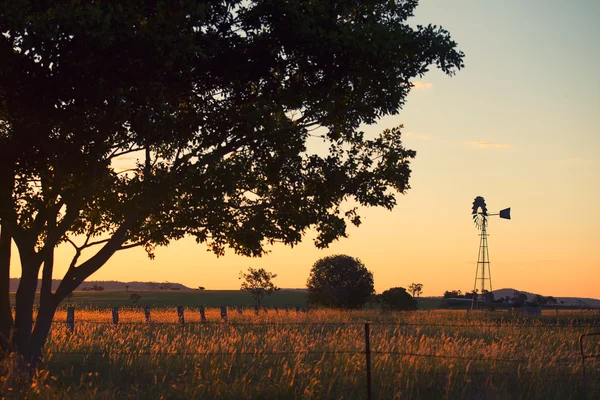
[50,306,600,400]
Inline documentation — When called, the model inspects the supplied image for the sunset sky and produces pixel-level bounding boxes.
[23,0,600,298]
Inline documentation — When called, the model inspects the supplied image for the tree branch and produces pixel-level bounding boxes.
[54,211,142,301]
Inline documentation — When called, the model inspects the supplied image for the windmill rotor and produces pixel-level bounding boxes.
[471,196,488,229]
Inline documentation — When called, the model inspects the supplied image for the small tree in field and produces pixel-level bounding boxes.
[239,268,280,307]
[307,255,374,309]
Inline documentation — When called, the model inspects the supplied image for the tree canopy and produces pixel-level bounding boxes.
[0,0,463,367]
[306,254,375,309]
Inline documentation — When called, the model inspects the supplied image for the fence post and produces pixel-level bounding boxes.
[274,306,278,314]
[177,306,185,325]
[144,306,151,323]
[364,323,372,400]
[254,305,259,316]
[220,305,228,321]
[66,306,75,333]
[199,306,206,322]
[237,305,243,315]
[285,306,289,313]
[111,307,119,325]
[295,306,300,314]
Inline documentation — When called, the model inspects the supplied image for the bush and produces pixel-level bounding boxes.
[378,287,417,311]
[307,255,374,309]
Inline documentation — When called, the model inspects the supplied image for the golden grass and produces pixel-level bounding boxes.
[2,308,599,399]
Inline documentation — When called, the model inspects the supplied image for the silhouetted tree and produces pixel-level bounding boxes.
[239,267,280,306]
[408,283,423,297]
[0,0,463,368]
[443,290,463,299]
[379,287,417,311]
[307,255,374,309]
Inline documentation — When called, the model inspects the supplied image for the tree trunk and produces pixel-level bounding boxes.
[0,224,12,353]
[11,253,41,363]
[28,295,59,370]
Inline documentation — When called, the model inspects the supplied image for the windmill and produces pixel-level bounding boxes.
[471,196,511,310]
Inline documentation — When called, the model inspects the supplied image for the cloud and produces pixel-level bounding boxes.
[466,141,509,149]
[412,81,433,90]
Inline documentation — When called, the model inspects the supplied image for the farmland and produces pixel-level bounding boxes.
[8,290,310,309]
[2,306,599,399]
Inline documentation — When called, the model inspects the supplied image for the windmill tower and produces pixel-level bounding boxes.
[471,196,511,309]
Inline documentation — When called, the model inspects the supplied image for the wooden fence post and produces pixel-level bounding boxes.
[66,306,75,333]
[220,306,227,321]
[111,307,119,325]
[254,305,259,315]
[199,306,206,322]
[237,305,243,315]
[144,306,151,323]
[364,323,372,400]
[177,306,185,325]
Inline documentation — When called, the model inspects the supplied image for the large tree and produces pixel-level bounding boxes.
[0,0,463,368]
[307,254,375,309]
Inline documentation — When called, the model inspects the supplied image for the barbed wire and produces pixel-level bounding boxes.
[44,348,598,367]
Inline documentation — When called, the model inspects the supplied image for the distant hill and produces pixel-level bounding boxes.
[492,288,600,308]
[9,278,190,292]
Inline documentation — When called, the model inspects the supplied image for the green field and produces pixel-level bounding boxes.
[9,290,449,310]
[9,290,310,308]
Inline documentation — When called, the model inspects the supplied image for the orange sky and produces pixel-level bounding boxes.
[11,0,600,298]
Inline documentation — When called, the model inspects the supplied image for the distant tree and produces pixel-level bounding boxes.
[379,287,417,311]
[408,283,423,297]
[239,267,280,307]
[130,293,142,306]
[147,282,158,291]
[125,285,130,292]
[482,290,494,303]
[84,284,104,292]
[198,287,206,291]
[560,300,565,305]
[443,290,463,299]
[464,289,478,300]
[547,296,558,306]
[513,292,528,307]
[307,255,374,309]
[534,295,548,305]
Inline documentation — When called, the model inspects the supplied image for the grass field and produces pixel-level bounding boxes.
[9,290,310,309]
[2,307,599,399]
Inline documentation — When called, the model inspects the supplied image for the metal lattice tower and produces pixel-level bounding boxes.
[470,196,510,310]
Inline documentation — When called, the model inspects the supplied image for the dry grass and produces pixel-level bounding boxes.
[2,309,599,399]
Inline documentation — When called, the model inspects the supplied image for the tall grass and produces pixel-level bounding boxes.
[2,309,599,399]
